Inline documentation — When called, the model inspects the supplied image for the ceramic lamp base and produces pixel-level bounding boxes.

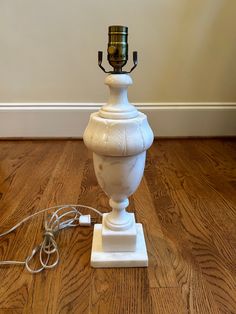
[90,223,148,268]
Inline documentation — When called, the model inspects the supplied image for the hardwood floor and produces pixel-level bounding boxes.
[0,139,235,314]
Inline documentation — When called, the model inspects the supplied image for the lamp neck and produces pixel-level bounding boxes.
[99,74,138,120]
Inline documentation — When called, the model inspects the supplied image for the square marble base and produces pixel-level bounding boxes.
[91,223,148,268]
[102,213,137,252]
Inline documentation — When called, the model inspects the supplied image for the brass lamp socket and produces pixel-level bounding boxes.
[98,25,137,74]
[107,25,128,73]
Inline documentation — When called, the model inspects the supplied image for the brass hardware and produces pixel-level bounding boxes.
[108,46,117,55]
[98,25,138,74]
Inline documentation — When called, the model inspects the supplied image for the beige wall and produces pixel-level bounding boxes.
[0,0,236,103]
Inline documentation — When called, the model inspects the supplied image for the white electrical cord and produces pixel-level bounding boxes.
[0,205,103,274]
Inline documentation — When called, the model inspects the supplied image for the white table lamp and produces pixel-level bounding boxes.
[83,26,154,267]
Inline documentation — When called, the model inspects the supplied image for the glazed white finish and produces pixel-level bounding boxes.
[83,74,153,267]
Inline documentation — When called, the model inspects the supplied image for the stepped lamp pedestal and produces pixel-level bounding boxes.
[83,74,154,267]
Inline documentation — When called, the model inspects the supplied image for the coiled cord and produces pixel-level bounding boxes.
[0,205,103,274]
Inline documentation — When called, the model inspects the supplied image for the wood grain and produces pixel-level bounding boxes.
[0,139,235,314]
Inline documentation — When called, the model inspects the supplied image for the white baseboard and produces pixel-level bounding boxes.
[0,103,236,138]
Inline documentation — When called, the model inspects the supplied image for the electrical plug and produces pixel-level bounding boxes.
[79,215,96,226]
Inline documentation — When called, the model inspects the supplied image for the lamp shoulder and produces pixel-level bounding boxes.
[83,112,154,157]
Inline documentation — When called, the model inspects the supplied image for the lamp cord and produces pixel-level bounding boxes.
[0,205,103,274]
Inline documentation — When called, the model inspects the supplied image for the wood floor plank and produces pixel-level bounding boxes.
[150,288,187,314]
[133,178,178,289]
[146,140,236,313]
[158,141,236,289]
[0,141,68,310]
[0,139,235,314]
[23,141,94,314]
[90,268,152,314]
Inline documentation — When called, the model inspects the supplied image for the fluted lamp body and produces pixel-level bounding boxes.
[83,74,153,267]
